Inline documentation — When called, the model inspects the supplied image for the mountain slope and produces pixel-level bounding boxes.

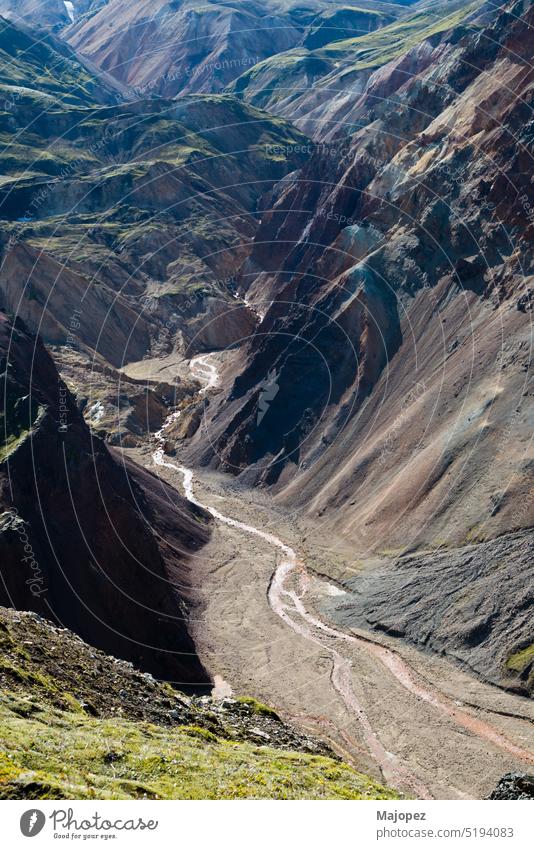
[185,0,534,693]
[64,0,411,98]
[0,14,123,107]
[0,311,212,685]
[228,0,486,138]
[0,606,400,800]
[0,74,310,369]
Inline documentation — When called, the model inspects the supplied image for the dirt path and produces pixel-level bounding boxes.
[148,359,534,799]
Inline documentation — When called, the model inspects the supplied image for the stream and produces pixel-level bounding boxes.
[153,354,534,798]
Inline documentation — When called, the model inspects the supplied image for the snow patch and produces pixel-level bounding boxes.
[64,1,75,23]
[87,401,105,423]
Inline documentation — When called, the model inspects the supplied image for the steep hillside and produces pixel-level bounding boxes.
[185,0,534,693]
[0,64,309,371]
[0,311,212,685]
[0,606,399,800]
[228,0,486,137]
[0,14,123,107]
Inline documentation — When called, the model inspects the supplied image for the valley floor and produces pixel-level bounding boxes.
[132,443,534,800]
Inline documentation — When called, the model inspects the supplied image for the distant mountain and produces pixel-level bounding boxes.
[0,0,108,30]
[63,0,412,97]
[228,0,486,138]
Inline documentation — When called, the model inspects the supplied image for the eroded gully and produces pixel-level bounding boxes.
[153,356,534,799]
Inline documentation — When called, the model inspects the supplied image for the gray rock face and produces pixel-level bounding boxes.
[488,773,534,800]
[327,530,534,696]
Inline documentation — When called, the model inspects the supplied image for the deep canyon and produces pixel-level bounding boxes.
[0,0,533,801]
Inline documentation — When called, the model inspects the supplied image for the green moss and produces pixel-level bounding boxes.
[236,697,281,720]
[0,698,399,800]
[0,15,117,108]
[0,659,59,696]
[0,392,42,463]
[318,4,482,68]
[0,752,21,785]
[506,644,534,675]
[231,2,483,107]
[0,429,30,463]
[180,725,219,742]
[465,525,486,544]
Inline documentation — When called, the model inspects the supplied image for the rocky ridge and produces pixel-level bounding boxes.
[63,0,409,98]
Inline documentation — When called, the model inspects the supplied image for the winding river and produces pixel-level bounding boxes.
[153,354,534,798]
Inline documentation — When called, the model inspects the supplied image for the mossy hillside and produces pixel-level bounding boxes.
[0,699,399,800]
[304,6,392,51]
[506,644,534,687]
[0,17,116,107]
[0,97,311,218]
[0,130,100,179]
[0,430,31,463]
[0,385,41,462]
[0,609,400,801]
[10,212,242,290]
[230,52,334,108]
[316,3,483,68]
[229,1,483,106]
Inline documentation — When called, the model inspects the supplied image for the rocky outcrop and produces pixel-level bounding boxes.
[489,773,534,800]
[53,347,198,446]
[326,530,534,695]
[0,311,211,686]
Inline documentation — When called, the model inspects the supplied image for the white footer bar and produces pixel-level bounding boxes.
[2,799,532,848]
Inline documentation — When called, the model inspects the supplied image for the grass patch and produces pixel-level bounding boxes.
[0,699,399,800]
[236,697,281,720]
[0,430,30,463]
[506,644,534,675]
